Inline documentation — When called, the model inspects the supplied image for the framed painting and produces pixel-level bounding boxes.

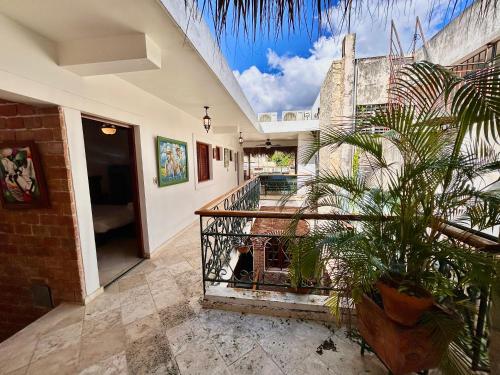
[0,141,50,209]
[224,148,230,168]
[157,136,189,187]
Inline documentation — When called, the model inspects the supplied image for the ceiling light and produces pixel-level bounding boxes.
[101,123,117,135]
[238,132,244,145]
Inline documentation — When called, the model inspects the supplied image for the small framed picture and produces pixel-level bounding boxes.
[0,141,50,209]
[224,148,230,168]
[157,136,189,187]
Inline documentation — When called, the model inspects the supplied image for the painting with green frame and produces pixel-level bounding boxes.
[156,136,189,187]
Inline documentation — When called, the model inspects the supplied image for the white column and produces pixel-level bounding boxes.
[62,107,101,296]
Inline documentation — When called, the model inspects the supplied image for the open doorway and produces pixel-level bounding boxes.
[82,116,143,286]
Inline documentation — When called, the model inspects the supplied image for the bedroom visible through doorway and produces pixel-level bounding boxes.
[82,117,143,286]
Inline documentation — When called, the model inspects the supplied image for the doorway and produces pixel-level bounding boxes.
[82,116,143,286]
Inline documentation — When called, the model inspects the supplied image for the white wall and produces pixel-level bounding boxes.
[297,133,316,176]
[0,13,242,296]
[64,108,100,295]
[414,1,500,65]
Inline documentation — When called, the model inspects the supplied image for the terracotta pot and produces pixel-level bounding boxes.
[356,294,457,375]
[376,280,433,327]
[237,245,250,254]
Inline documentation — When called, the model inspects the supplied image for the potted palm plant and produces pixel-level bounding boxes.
[287,60,500,374]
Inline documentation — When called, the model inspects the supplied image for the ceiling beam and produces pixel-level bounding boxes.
[58,33,161,76]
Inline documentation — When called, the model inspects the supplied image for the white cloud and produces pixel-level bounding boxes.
[234,0,452,114]
[322,0,452,57]
[234,36,341,114]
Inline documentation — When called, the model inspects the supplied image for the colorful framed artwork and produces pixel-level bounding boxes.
[0,141,50,209]
[224,148,230,168]
[157,136,189,187]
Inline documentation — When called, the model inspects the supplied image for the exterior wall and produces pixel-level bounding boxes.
[355,57,390,105]
[297,132,316,176]
[0,12,242,304]
[0,101,85,341]
[259,120,319,133]
[319,34,356,175]
[414,1,500,65]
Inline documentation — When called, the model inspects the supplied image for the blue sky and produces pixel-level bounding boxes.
[204,0,469,113]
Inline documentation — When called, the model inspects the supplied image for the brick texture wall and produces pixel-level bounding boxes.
[251,206,309,291]
[0,99,85,342]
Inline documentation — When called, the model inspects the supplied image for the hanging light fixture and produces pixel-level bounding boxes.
[100,123,117,135]
[238,132,244,145]
[203,106,211,133]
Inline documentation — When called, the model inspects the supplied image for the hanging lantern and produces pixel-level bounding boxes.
[238,132,244,145]
[203,106,211,133]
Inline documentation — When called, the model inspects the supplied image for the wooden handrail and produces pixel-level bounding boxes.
[435,222,499,253]
[195,178,499,253]
[196,177,259,212]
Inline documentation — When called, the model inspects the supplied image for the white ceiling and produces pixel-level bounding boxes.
[0,0,260,135]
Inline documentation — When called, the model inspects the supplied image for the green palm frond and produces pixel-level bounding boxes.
[285,60,499,372]
[194,0,496,40]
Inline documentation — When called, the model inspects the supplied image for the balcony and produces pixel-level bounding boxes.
[0,178,497,374]
[195,176,500,373]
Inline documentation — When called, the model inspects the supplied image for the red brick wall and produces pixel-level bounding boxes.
[0,100,85,342]
[251,206,309,291]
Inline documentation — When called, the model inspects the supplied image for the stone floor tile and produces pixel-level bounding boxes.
[31,321,82,363]
[35,304,85,336]
[228,345,284,375]
[125,332,179,375]
[131,260,158,275]
[158,301,196,330]
[118,273,148,293]
[85,292,121,318]
[0,330,38,374]
[82,308,122,337]
[175,338,227,375]
[121,296,156,325]
[315,333,386,375]
[210,329,256,366]
[165,319,209,356]
[27,343,80,375]
[119,285,152,307]
[124,313,162,344]
[78,351,129,375]
[166,261,194,276]
[148,277,180,297]
[4,365,28,375]
[79,327,126,366]
[282,352,335,375]
[152,288,186,310]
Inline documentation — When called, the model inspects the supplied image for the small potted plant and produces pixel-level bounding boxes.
[232,238,251,254]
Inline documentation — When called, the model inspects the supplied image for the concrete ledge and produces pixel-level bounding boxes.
[203,285,336,322]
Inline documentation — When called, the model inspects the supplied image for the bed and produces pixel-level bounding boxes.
[91,202,135,234]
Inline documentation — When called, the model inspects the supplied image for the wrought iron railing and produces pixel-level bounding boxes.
[195,179,499,371]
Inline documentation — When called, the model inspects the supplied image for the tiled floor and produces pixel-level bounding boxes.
[0,223,386,375]
[96,236,141,286]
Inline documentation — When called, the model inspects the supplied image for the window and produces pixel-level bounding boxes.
[265,238,290,270]
[196,142,210,182]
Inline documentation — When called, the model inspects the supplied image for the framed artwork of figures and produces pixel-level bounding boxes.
[157,136,189,187]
